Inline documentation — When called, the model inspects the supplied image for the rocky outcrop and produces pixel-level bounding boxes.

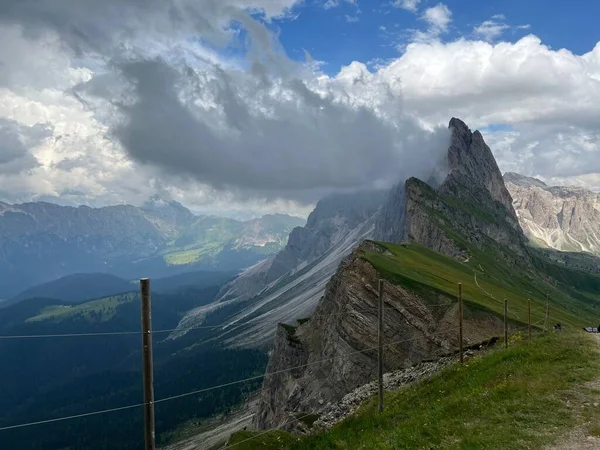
[505,172,600,256]
[217,190,387,303]
[252,242,506,431]
[375,118,528,264]
[172,190,386,346]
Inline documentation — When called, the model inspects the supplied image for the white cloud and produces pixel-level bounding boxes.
[323,0,356,9]
[473,15,530,42]
[345,14,359,23]
[474,19,510,42]
[372,37,600,188]
[408,3,452,43]
[393,0,421,13]
[421,3,452,33]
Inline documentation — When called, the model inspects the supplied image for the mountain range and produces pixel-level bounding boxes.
[505,172,600,256]
[0,197,304,298]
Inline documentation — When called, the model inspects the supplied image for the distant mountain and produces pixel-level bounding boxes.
[4,270,238,308]
[505,172,600,255]
[0,199,305,297]
[8,273,134,305]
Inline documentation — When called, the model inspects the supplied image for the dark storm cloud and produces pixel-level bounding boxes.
[1,0,450,202]
[73,58,449,200]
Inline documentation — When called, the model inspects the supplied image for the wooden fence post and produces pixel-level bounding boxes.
[140,278,156,450]
[528,299,532,343]
[458,283,463,364]
[378,279,384,414]
[504,298,508,349]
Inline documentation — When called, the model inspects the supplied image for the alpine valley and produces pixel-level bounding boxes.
[0,197,305,299]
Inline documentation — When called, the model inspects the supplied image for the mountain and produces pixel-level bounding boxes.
[251,118,600,432]
[170,189,387,346]
[0,199,305,298]
[7,273,135,305]
[3,270,238,309]
[504,172,600,255]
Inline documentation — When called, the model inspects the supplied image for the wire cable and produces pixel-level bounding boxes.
[0,328,462,432]
[0,303,457,340]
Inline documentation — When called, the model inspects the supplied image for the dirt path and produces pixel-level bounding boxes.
[546,334,600,450]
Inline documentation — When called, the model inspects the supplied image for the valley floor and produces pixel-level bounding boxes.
[227,331,600,449]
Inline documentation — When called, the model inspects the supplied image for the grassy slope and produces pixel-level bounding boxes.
[228,235,600,449]
[364,241,593,329]
[229,332,600,449]
[25,292,138,323]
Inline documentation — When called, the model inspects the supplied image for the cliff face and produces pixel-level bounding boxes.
[505,172,600,256]
[218,190,387,303]
[171,190,386,346]
[253,242,505,431]
[376,118,528,262]
[254,118,533,431]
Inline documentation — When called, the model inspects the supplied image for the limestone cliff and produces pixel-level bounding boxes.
[253,242,506,431]
[254,117,532,431]
[505,172,600,256]
[376,118,528,263]
[171,190,386,346]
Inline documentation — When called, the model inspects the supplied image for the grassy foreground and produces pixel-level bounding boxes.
[228,332,600,449]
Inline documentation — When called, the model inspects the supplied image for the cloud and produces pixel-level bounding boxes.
[345,14,359,23]
[473,15,530,42]
[0,0,449,205]
[474,19,509,42]
[0,0,599,216]
[421,3,452,33]
[393,0,421,13]
[408,3,452,43]
[376,37,600,186]
[74,57,449,203]
[323,0,356,10]
[0,118,50,174]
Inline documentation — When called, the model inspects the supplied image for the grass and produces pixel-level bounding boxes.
[25,292,138,323]
[363,241,590,330]
[163,242,224,265]
[228,332,600,449]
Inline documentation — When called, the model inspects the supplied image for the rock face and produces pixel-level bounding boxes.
[505,172,600,256]
[171,190,387,346]
[252,242,505,431]
[0,199,303,298]
[376,118,527,263]
[253,118,532,432]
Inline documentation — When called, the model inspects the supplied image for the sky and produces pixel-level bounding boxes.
[0,0,599,218]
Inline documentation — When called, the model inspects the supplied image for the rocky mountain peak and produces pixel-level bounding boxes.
[503,172,548,189]
[376,118,523,254]
[141,195,196,230]
[443,118,516,220]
